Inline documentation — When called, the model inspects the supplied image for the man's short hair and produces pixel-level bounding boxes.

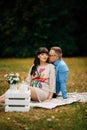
[50,46,62,55]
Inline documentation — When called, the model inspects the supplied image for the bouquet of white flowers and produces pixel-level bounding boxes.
[4,73,21,84]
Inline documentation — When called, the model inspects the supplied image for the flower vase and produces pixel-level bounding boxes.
[10,84,16,90]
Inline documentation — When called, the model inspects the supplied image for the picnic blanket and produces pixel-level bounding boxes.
[30,92,87,109]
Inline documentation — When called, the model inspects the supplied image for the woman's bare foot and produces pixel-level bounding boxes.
[0,96,5,103]
[0,102,5,107]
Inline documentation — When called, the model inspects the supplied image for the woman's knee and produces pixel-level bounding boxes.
[29,86,38,101]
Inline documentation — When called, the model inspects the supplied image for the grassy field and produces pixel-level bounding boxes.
[0,57,87,130]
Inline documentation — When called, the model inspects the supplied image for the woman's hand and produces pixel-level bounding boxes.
[43,98,52,102]
[43,92,53,102]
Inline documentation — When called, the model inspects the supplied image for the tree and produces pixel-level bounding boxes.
[0,0,87,57]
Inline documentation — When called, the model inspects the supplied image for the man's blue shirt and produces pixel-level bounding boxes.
[53,59,69,98]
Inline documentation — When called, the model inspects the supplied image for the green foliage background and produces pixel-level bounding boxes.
[0,0,87,57]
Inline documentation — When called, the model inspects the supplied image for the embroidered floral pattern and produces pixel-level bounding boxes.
[31,68,47,88]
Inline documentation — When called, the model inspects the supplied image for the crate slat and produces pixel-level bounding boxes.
[5,90,30,98]
[5,106,30,112]
[5,98,30,105]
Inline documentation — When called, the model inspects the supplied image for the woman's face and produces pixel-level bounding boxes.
[38,53,49,63]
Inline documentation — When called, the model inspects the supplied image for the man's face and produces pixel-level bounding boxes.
[49,49,59,62]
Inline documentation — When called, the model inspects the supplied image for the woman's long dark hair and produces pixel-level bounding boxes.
[30,47,49,76]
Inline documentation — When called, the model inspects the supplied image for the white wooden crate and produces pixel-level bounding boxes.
[5,89,31,112]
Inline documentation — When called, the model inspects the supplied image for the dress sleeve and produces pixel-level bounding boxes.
[49,65,56,93]
[25,65,33,86]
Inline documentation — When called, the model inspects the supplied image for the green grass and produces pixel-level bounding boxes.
[0,57,87,130]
